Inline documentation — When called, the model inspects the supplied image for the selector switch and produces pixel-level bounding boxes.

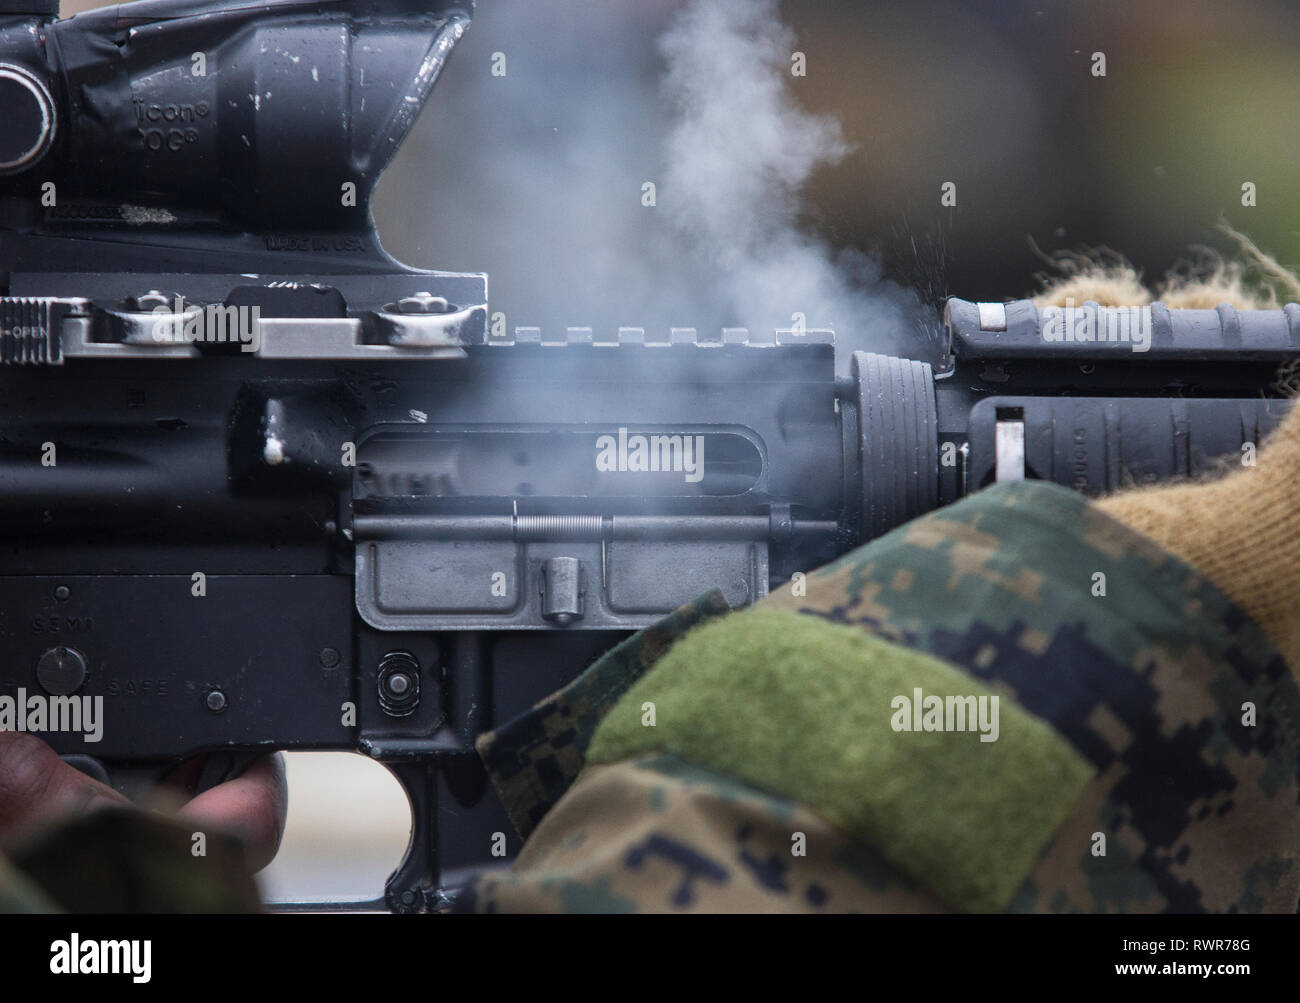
[36,646,88,696]
[0,64,55,174]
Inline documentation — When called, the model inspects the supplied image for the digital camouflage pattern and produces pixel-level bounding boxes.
[462,753,947,913]
[475,589,731,840]
[467,480,1300,913]
[575,606,1096,913]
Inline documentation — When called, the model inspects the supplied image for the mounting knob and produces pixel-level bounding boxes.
[0,64,55,174]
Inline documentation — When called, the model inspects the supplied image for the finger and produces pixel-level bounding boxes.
[178,753,288,872]
[0,732,130,847]
[157,754,204,800]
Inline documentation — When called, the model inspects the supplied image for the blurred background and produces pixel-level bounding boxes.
[58,0,1300,900]
[375,0,1300,360]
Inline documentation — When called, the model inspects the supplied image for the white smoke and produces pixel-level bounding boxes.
[658,0,925,354]
[383,0,932,365]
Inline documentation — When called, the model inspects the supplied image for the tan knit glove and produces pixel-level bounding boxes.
[1096,401,1300,671]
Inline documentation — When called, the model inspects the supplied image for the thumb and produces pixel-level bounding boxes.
[0,732,129,848]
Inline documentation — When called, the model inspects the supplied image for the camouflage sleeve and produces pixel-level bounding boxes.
[0,851,57,913]
[761,480,1300,912]
[462,753,950,914]
[1,808,263,913]
[474,589,731,839]
[470,481,1300,913]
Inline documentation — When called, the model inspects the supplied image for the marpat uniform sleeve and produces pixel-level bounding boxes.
[466,480,1300,913]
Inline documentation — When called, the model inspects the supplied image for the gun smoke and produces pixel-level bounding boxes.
[658,0,925,362]
[389,0,930,366]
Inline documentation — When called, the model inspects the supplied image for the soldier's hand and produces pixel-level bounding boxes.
[0,732,288,871]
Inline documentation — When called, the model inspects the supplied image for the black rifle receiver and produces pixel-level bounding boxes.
[1,0,1296,911]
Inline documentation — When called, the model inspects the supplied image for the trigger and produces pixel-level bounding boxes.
[194,751,264,795]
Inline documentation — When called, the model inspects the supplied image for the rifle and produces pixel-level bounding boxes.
[1,0,1295,911]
